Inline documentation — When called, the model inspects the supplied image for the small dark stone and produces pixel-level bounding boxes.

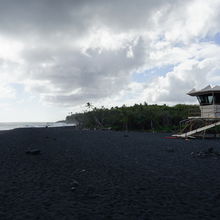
[193,148,220,159]
[208,147,214,153]
[139,187,146,191]
[70,187,76,191]
[71,179,79,187]
[124,134,128,137]
[25,149,41,155]
[79,169,86,173]
[197,152,207,158]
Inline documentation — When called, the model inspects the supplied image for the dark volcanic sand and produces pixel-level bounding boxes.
[0,127,220,220]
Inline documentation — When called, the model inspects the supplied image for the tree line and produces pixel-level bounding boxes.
[66,102,200,132]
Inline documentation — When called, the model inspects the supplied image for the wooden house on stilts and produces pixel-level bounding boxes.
[173,85,220,138]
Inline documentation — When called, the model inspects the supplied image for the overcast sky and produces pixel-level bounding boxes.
[1,0,220,121]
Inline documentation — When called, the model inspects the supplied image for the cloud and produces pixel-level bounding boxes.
[0,0,220,110]
[139,42,220,104]
[27,37,147,106]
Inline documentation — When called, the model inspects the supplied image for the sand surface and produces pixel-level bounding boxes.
[0,127,220,219]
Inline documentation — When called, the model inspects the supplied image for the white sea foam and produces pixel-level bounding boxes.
[0,122,76,130]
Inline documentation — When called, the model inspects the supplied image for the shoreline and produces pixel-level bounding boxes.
[0,122,76,132]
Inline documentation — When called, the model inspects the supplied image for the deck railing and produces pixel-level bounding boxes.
[188,108,201,118]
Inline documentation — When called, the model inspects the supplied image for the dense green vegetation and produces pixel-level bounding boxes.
[66,103,200,132]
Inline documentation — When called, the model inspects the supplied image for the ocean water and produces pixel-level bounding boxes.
[0,122,76,131]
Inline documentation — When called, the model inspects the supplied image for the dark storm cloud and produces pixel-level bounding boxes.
[0,0,190,106]
[0,0,176,34]
[0,0,91,38]
[23,37,146,105]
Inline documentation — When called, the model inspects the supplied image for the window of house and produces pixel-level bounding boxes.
[214,93,220,104]
[197,94,213,105]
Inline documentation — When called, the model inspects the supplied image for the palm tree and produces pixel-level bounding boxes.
[86,102,93,112]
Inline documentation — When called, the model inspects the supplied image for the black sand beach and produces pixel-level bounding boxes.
[0,127,220,219]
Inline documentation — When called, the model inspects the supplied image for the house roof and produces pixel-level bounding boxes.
[188,85,220,96]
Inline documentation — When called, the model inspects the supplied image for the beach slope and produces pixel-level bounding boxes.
[0,127,219,219]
